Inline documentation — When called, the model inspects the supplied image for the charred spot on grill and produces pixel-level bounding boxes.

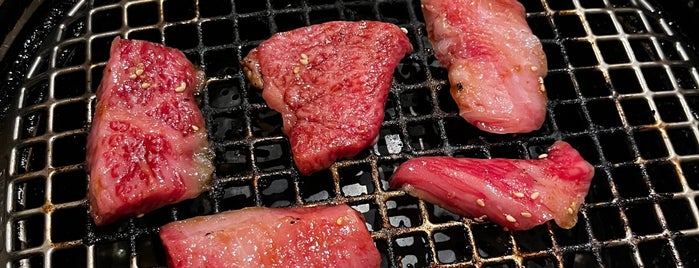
[205,232,212,237]
[456,82,464,91]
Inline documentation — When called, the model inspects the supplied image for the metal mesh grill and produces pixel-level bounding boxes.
[4,0,699,267]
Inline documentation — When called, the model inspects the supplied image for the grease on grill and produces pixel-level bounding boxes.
[4,0,699,267]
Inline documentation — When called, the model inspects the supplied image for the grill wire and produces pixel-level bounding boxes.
[4,0,699,267]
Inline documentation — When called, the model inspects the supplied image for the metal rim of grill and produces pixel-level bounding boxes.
[3,0,699,267]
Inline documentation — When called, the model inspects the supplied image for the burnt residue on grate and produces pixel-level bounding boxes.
[3,0,699,267]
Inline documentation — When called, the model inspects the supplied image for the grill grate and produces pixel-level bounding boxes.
[4,0,699,267]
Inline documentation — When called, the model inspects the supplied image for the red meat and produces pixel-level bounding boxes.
[422,0,548,133]
[159,205,381,268]
[241,21,412,175]
[390,141,594,230]
[86,38,214,226]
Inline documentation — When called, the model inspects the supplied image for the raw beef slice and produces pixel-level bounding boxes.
[241,21,412,175]
[87,38,214,225]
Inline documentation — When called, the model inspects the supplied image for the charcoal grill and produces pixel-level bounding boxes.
[1,0,699,267]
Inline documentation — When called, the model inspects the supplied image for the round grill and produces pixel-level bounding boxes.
[3,0,699,267]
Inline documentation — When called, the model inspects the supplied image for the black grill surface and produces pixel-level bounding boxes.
[4,0,699,267]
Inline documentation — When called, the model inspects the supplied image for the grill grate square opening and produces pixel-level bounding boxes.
[163,0,196,22]
[91,7,123,33]
[51,206,87,242]
[426,203,460,224]
[272,0,303,9]
[563,251,599,268]
[586,169,613,203]
[564,40,599,67]
[216,145,251,177]
[647,162,683,194]
[254,141,292,171]
[220,180,256,210]
[258,174,296,208]
[134,203,175,228]
[588,207,626,241]
[54,70,87,99]
[52,246,87,268]
[339,164,375,197]
[427,55,449,81]
[309,8,341,24]
[396,57,428,86]
[630,38,661,62]
[611,165,649,199]
[383,94,399,121]
[484,261,517,268]
[299,170,336,203]
[374,239,390,267]
[377,161,401,191]
[212,112,248,141]
[12,177,45,212]
[238,17,271,41]
[174,194,214,220]
[489,144,525,159]
[274,12,306,33]
[675,235,699,267]
[654,96,689,122]
[343,4,378,21]
[89,36,115,63]
[554,103,589,133]
[436,84,459,112]
[433,226,471,264]
[15,142,47,174]
[609,68,643,94]
[527,16,555,40]
[52,134,87,167]
[660,198,697,231]
[12,255,44,267]
[633,129,669,160]
[642,66,674,92]
[127,2,159,28]
[454,146,489,159]
[164,24,200,50]
[586,13,618,36]
[202,20,235,47]
[639,239,677,267]
[400,87,433,117]
[681,160,699,190]
[524,256,559,268]
[378,1,411,25]
[597,40,630,64]
[11,215,44,250]
[546,0,575,11]
[667,128,699,156]
[136,235,168,267]
[386,195,422,228]
[601,245,637,267]
[553,14,587,38]
[53,100,88,132]
[406,121,443,151]
[52,170,87,204]
[199,0,232,18]
[542,43,566,70]
[23,80,49,108]
[92,0,119,8]
[625,202,662,235]
[545,72,577,100]
[128,28,163,44]
[350,201,382,232]
[587,99,623,128]
[203,48,239,77]
[393,232,433,268]
[94,240,131,268]
[444,118,480,146]
[576,69,612,97]
[208,79,244,109]
[620,98,655,125]
[473,224,513,258]
[375,126,405,156]
[234,0,267,14]
[19,110,47,140]
[615,11,648,34]
[514,225,553,253]
[56,41,86,68]
[599,131,635,163]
